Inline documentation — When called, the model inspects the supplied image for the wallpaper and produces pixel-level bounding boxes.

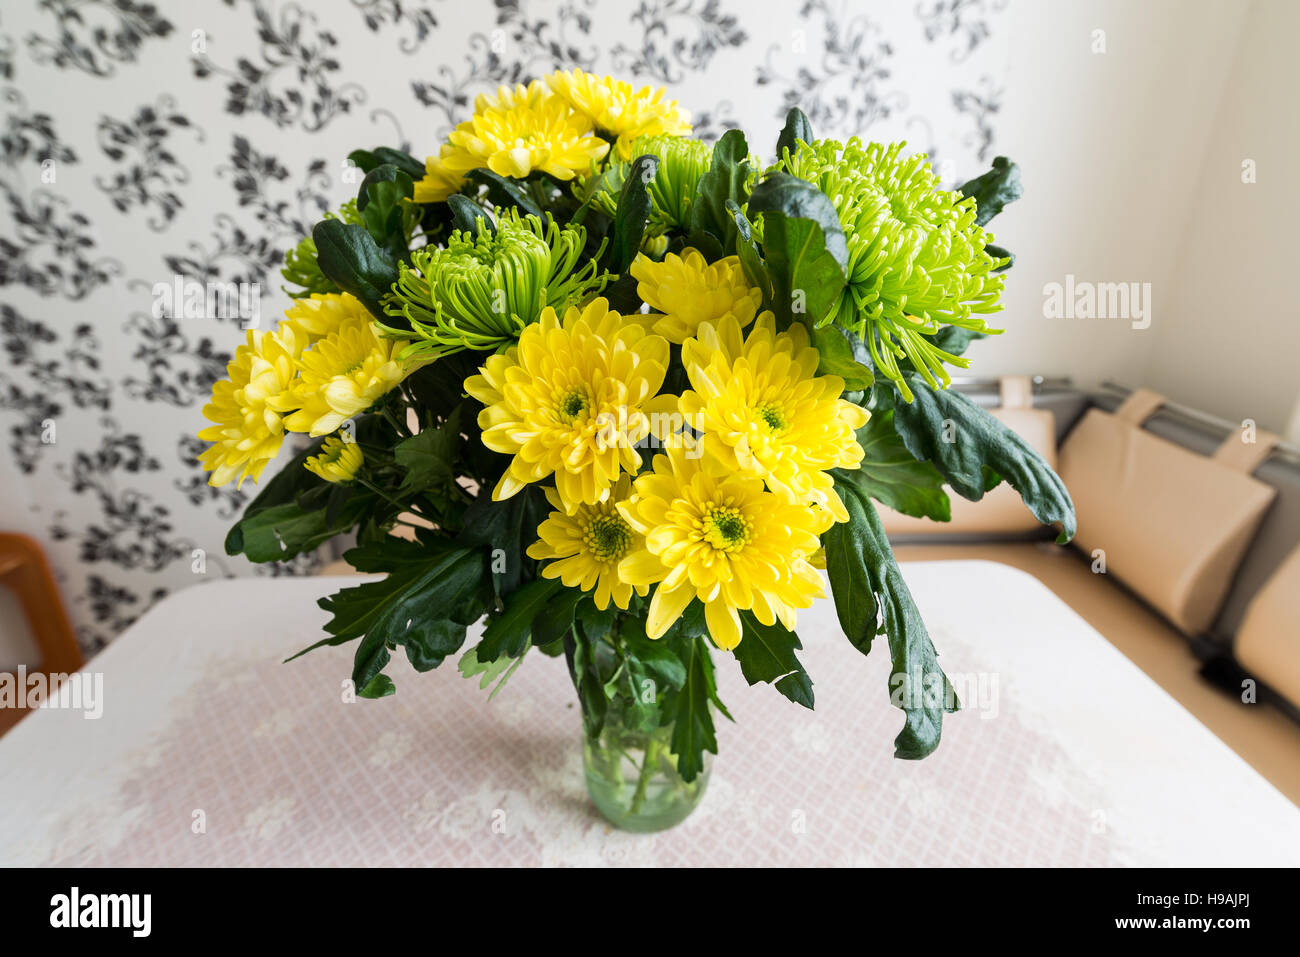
[0,0,1011,653]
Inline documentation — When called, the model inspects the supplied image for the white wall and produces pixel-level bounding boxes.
[968,0,1298,435]
[1143,0,1300,436]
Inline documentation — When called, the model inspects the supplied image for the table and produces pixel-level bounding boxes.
[1,561,1297,866]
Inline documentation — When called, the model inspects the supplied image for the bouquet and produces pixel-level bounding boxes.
[198,70,1074,830]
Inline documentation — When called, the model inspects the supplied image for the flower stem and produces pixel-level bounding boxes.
[629,736,660,815]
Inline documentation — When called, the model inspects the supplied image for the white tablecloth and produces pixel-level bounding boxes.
[1,561,1297,866]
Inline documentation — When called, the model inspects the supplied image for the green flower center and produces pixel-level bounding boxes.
[755,403,786,432]
[702,506,751,551]
[557,389,590,423]
[584,514,632,562]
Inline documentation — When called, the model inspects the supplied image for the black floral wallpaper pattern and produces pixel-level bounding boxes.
[0,0,1010,654]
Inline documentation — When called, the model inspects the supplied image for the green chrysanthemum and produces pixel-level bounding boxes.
[281,200,364,298]
[780,139,1008,401]
[380,210,608,360]
[582,133,712,236]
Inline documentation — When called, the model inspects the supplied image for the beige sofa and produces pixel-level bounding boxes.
[882,377,1300,805]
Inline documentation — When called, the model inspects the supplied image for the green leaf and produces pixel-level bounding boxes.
[927,326,988,358]
[465,168,543,218]
[357,164,415,260]
[312,219,400,320]
[985,243,1014,272]
[576,599,618,643]
[224,415,394,561]
[885,375,1076,542]
[664,636,720,783]
[830,484,958,758]
[958,156,1023,228]
[394,405,459,493]
[530,586,584,649]
[833,410,950,522]
[458,642,529,699]
[621,628,688,691]
[565,630,608,737]
[605,154,656,272]
[358,674,396,699]
[820,490,878,655]
[447,194,495,237]
[348,147,426,182]
[756,213,846,325]
[807,322,873,391]
[726,199,772,303]
[775,107,813,162]
[304,537,490,692]
[477,577,562,662]
[748,172,847,324]
[232,494,373,563]
[688,129,751,253]
[732,613,814,709]
[748,172,848,269]
[457,484,551,598]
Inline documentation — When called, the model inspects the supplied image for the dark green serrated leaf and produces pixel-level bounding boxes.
[832,483,958,758]
[688,129,751,253]
[664,636,719,783]
[457,484,550,598]
[357,164,414,260]
[726,199,772,303]
[821,489,878,655]
[985,243,1014,272]
[466,168,543,218]
[530,586,584,649]
[312,219,400,320]
[394,405,459,493]
[447,193,495,237]
[958,156,1023,228]
[621,628,688,692]
[358,673,396,699]
[477,577,562,662]
[748,172,848,268]
[606,154,656,272]
[808,322,873,390]
[232,495,374,563]
[833,410,950,522]
[775,107,813,162]
[733,613,814,709]
[748,173,847,324]
[885,375,1076,542]
[300,538,490,693]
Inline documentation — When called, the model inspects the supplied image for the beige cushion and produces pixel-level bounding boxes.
[1057,387,1278,635]
[1236,544,1300,710]
[879,376,1058,537]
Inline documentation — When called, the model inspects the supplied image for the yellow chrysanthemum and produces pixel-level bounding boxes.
[526,474,648,610]
[413,150,465,203]
[464,297,676,510]
[547,69,691,160]
[275,317,415,437]
[303,435,364,484]
[681,313,869,521]
[630,248,761,344]
[282,291,372,344]
[617,445,828,650]
[438,79,609,182]
[197,325,302,488]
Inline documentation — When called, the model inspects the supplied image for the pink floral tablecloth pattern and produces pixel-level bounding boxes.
[2,561,1297,866]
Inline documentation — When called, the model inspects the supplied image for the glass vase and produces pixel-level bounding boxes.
[582,706,711,833]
